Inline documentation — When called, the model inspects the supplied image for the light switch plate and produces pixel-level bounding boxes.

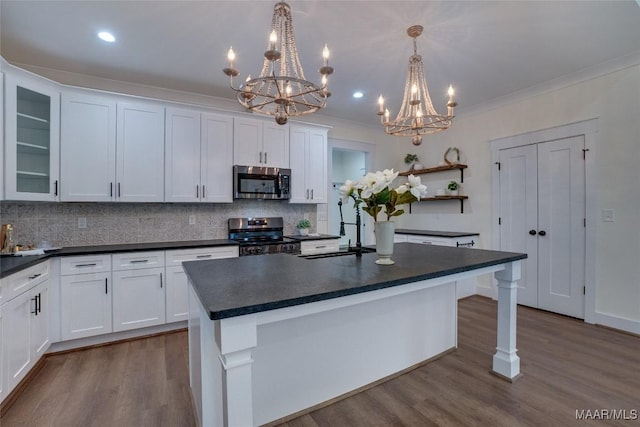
[189,215,196,225]
[603,209,614,222]
[78,217,87,229]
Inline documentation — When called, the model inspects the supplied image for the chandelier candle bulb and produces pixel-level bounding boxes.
[269,30,277,51]
[378,95,385,115]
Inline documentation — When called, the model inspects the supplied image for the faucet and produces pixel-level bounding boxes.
[338,199,362,257]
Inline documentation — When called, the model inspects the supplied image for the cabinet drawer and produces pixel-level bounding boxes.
[60,254,111,275]
[112,251,165,271]
[165,246,238,265]
[300,239,340,255]
[3,261,49,303]
[407,235,454,246]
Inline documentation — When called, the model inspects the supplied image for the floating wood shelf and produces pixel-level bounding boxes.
[399,163,468,182]
[418,195,468,213]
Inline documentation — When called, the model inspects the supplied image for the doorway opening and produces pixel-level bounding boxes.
[328,139,376,247]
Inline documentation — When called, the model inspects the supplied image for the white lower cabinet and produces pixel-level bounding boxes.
[299,238,340,255]
[60,255,113,340]
[112,251,166,332]
[0,263,50,401]
[165,246,239,322]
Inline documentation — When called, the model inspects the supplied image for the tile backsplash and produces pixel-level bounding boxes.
[0,201,316,248]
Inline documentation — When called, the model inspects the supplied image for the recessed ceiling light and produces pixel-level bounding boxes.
[98,31,116,43]
[352,91,364,99]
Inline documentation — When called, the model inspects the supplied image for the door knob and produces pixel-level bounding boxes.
[529,229,537,235]
[538,230,547,236]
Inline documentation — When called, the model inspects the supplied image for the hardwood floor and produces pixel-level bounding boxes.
[2,296,639,426]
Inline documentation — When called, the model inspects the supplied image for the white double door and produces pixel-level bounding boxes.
[499,135,585,318]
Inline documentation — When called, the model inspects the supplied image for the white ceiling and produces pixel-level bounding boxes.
[2,1,640,126]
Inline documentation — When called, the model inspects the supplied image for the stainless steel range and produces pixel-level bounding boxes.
[228,217,300,256]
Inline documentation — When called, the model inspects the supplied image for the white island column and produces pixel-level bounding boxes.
[492,260,522,381]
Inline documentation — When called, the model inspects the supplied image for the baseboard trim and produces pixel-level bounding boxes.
[594,311,640,336]
[0,357,47,417]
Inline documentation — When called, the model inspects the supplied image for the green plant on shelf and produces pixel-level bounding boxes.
[296,219,311,229]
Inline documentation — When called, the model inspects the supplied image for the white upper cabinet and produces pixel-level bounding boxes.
[165,108,201,202]
[60,91,117,201]
[165,109,233,203]
[233,117,289,168]
[4,74,60,201]
[289,124,328,203]
[116,102,165,202]
[60,92,164,202]
[201,113,233,202]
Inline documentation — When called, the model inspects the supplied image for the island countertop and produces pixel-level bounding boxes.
[183,243,526,320]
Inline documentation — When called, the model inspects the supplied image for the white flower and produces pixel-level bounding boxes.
[381,168,399,184]
[396,184,408,194]
[407,174,427,198]
[339,179,355,202]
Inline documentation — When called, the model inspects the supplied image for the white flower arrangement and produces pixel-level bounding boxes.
[339,169,427,221]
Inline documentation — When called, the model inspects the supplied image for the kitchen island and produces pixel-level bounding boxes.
[184,243,526,426]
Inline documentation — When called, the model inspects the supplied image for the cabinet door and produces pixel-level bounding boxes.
[165,266,189,323]
[165,108,201,202]
[112,267,165,332]
[305,128,327,203]
[288,126,308,203]
[60,272,112,340]
[30,280,50,358]
[4,74,60,201]
[3,290,33,390]
[201,113,233,202]
[262,122,289,168]
[116,102,165,202]
[0,72,4,201]
[0,304,4,402]
[233,117,263,166]
[60,92,117,201]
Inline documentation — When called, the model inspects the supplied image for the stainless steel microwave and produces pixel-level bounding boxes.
[233,165,291,200]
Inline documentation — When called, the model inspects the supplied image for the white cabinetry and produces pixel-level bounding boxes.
[165,246,239,323]
[60,255,112,340]
[289,125,328,203]
[299,238,340,255]
[60,92,116,201]
[0,262,50,401]
[112,251,165,332]
[4,74,60,201]
[233,117,289,168]
[59,93,164,202]
[1,71,4,200]
[116,102,165,202]
[165,109,233,202]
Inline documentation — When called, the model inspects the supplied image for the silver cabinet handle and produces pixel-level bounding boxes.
[196,185,199,198]
[265,152,268,164]
[105,277,108,294]
[130,259,149,264]
[202,185,206,199]
[160,272,163,288]
[196,254,212,259]
[259,152,263,163]
[28,273,42,280]
[306,189,309,199]
[311,189,314,199]
[118,182,121,198]
[75,263,97,268]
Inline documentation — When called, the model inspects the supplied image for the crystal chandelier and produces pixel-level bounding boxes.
[377,25,457,146]
[223,2,334,125]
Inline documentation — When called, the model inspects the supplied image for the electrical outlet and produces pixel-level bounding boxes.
[189,215,196,225]
[78,217,87,229]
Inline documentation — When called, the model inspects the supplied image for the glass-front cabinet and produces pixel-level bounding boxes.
[4,74,60,201]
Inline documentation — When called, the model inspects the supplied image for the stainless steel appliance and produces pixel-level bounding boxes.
[233,165,291,200]
[228,217,300,256]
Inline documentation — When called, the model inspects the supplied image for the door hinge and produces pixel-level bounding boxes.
[495,161,501,171]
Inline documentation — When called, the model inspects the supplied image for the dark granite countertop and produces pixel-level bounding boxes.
[395,229,480,238]
[183,243,526,320]
[285,234,340,241]
[0,239,238,279]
